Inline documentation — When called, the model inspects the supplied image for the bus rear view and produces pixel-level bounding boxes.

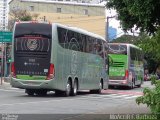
[108,43,143,89]
[11,22,53,95]
[108,44,128,86]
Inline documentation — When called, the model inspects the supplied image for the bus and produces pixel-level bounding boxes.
[10,21,109,96]
[108,43,144,89]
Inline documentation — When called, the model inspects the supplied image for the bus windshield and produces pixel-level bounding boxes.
[108,44,127,55]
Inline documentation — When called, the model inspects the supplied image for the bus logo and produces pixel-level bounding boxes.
[27,39,38,51]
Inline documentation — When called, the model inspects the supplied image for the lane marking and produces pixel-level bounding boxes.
[0,88,24,93]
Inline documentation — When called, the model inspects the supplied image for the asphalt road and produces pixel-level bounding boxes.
[0,81,152,120]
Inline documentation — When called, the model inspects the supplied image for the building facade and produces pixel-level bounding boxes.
[9,0,106,37]
[0,0,8,31]
[40,0,105,4]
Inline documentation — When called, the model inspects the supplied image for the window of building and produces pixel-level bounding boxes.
[83,9,88,15]
[29,6,34,11]
[57,8,61,13]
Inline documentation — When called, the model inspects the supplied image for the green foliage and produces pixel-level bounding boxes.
[9,9,33,21]
[136,76,160,117]
[20,15,32,21]
[106,0,160,34]
[111,35,140,44]
[8,9,39,31]
[138,29,160,73]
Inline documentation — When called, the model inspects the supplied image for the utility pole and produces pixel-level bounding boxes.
[105,16,117,42]
[105,7,117,43]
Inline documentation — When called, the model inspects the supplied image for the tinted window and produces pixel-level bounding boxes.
[14,23,52,38]
[14,23,52,76]
[108,44,127,55]
[57,26,104,58]
[15,37,51,52]
[130,47,143,61]
[58,27,83,52]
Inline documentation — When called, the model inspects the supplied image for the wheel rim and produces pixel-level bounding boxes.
[132,81,134,88]
[73,82,77,94]
[99,82,102,92]
[66,82,71,96]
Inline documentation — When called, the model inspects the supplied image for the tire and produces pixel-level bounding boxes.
[25,89,34,96]
[137,80,142,88]
[137,84,141,88]
[97,81,103,94]
[35,90,47,96]
[71,80,78,96]
[130,80,135,89]
[64,81,71,97]
[55,90,63,96]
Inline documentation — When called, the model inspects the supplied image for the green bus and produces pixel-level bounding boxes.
[10,21,109,96]
[108,43,144,89]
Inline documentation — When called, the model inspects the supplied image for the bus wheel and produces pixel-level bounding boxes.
[137,84,141,88]
[71,80,78,96]
[130,80,135,89]
[35,90,47,96]
[55,90,63,96]
[137,81,142,88]
[97,81,103,94]
[25,89,34,96]
[64,81,71,97]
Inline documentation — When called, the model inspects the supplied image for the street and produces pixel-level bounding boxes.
[0,81,152,120]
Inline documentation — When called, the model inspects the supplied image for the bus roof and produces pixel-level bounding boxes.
[108,43,141,50]
[54,23,106,42]
[14,21,106,42]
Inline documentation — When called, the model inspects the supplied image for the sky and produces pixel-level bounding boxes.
[106,9,124,38]
[106,9,139,39]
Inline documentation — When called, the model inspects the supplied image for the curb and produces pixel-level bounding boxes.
[4,77,11,83]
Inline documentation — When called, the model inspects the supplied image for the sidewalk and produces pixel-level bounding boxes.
[0,77,12,89]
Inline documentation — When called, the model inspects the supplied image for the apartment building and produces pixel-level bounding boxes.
[9,0,106,37]
[0,0,8,31]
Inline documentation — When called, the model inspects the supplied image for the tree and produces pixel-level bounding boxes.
[106,0,160,34]
[9,9,32,21]
[111,34,140,44]
[8,9,39,31]
[136,76,160,118]
[138,29,160,73]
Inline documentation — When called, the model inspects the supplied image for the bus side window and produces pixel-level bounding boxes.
[81,34,86,52]
[58,27,68,49]
[86,36,93,53]
[94,40,103,58]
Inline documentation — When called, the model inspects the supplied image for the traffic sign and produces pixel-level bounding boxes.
[0,31,12,42]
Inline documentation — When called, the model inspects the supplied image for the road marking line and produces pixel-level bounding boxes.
[124,95,142,99]
[76,94,142,100]
[0,89,24,93]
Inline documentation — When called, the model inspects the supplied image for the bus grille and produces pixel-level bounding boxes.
[110,62,124,67]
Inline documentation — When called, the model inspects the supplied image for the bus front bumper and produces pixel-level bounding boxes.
[10,77,56,90]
